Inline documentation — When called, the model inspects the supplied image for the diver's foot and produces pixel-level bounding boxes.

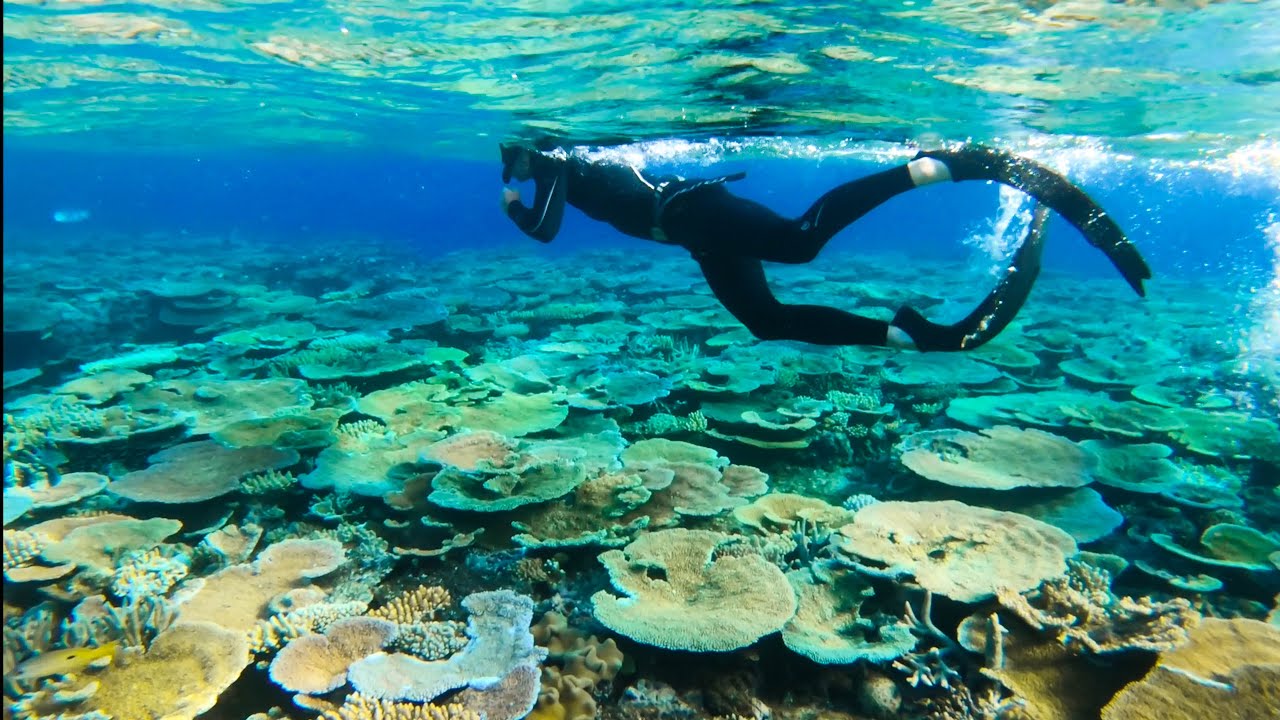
[890,307,967,352]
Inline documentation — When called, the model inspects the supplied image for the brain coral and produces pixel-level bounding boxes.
[591,528,796,652]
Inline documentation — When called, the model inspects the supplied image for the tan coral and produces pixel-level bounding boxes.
[370,585,452,625]
[40,516,183,573]
[528,666,597,720]
[269,616,398,694]
[175,538,346,634]
[835,500,1077,603]
[319,693,483,720]
[532,611,624,684]
[68,622,249,720]
[1102,618,1280,720]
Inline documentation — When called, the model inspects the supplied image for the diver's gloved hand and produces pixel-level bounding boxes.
[913,145,1152,297]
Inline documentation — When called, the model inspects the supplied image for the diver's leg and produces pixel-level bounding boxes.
[889,203,1049,351]
[697,253,893,346]
[667,165,923,264]
[914,145,1150,295]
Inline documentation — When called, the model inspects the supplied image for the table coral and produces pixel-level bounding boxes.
[782,566,916,664]
[898,426,1095,490]
[49,622,249,720]
[269,616,398,694]
[108,440,298,503]
[1102,618,1280,720]
[175,537,346,634]
[834,500,1077,603]
[348,590,545,702]
[591,528,796,652]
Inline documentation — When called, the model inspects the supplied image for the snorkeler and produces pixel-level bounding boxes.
[499,142,1151,351]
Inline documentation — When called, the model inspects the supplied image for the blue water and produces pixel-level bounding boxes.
[4,144,1275,285]
[4,3,1280,717]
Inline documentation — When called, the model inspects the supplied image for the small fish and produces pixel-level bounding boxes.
[52,208,91,224]
[9,642,120,681]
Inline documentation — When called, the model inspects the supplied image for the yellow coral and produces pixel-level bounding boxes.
[248,614,311,655]
[528,667,596,720]
[60,622,250,720]
[370,585,452,625]
[1102,618,1280,720]
[319,694,482,720]
[3,529,43,571]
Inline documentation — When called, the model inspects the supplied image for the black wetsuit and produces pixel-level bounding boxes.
[504,147,1150,351]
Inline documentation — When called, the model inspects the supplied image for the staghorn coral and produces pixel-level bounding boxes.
[110,547,190,602]
[60,594,177,650]
[996,556,1199,654]
[240,468,299,495]
[390,621,468,660]
[248,612,311,655]
[369,585,452,625]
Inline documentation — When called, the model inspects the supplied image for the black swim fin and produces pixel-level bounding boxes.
[954,201,1048,349]
[913,145,1151,296]
[890,202,1047,351]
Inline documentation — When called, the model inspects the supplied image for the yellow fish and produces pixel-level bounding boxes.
[8,642,120,682]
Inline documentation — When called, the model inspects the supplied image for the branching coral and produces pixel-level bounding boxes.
[996,556,1199,654]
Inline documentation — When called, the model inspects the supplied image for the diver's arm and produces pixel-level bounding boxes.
[912,145,1151,296]
[505,161,567,243]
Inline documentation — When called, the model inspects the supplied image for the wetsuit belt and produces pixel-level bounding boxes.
[650,172,747,243]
